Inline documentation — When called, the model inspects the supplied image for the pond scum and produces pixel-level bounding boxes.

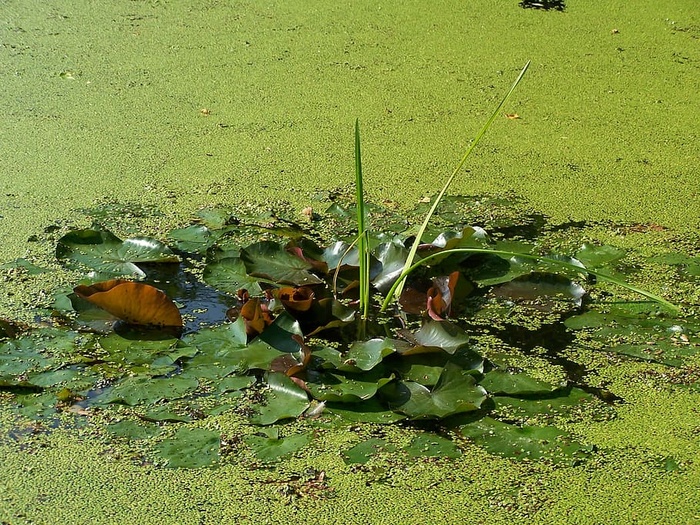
[1,193,698,468]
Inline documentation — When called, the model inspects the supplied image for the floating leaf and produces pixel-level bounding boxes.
[372,239,410,292]
[249,372,310,425]
[460,417,592,464]
[183,318,284,374]
[57,229,179,278]
[326,398,406,423]
[493,273,585,306]
[241,241,323,285]
[0,258,48,275]
[74,280,183,328]
[383,363,487,419]
[412,320,471,354]
[97,375,199,405]
[168,224,221,253]
[305,368,392,403]
[270,335,312,377]
[493,387,594,419]
[107,420,161,440]
[156,428,220,468]
[575,243,626,268]
[203,257,267,295]
[244,428,312,462]
[480,369,559,395]
[404,433,462,459]
[388,346,484,387]
[342,438,396,464]
[337,338,399,372]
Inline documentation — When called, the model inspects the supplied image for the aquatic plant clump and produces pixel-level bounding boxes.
[1,194,697,468]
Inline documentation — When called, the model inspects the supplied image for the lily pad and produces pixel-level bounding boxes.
[404,433,462,459]
[241,241,323,285]
[96,375,199,406]
[156,428,220,468]
[325,398,407,423]
[479,369,559,396]
[168,224,221,253]
[342,438,396,464]
[57,229,179,278]
[383,363,487,419]
[412,321,471,354]
[460,416,592,464]
[203,257,267,295]
[244,428,312,462]
[249,372,310,425]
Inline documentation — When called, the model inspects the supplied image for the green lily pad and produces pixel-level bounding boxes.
[342,438,396,464]
[479,369,559,396]
[56,229,179,278]
[372,240,410,292]
[575,243,627,268]
[244,428,312,462]
[0,258,48,274]
[96,375,199,406]
[389,346,484,386]
[203,257,267,295]
[241,241,323,285]
[305,368,392,403]
[0,338,53,386]
[249,372,310,425]
[338,338,399,372]
[383,363,487,419]
[218,375,256,393]
[494,273,585,305]
[460,416,592,464]
[412,321,471,354]
[325,398,407,423]
[494,387,595,419]
[168,224,222,253]
[404,433,462,459]
[107,420,161,440]
[156,428,220,468]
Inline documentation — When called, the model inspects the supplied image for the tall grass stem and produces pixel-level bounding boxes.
[392,61,531,301]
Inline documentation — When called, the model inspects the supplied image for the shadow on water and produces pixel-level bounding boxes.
[138,260,238,335]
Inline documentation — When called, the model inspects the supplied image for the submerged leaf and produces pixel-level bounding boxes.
[74,280,183,328]
[493,273,585,306]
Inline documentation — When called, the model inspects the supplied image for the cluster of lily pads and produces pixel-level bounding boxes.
[2,195,697,468]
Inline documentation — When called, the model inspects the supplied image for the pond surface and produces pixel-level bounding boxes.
[1,1,699,524]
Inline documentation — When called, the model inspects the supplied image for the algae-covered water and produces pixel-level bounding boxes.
[1,0,699,523]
